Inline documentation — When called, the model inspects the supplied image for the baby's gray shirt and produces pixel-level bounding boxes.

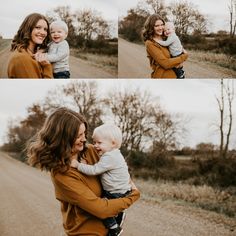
[47,40,70,73]
[158,33,183,57]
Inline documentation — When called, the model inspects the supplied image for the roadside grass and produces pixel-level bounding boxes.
[136,178,236,218]
[70,48,118,76]
[0,39,11,52]
[188,49,236,74]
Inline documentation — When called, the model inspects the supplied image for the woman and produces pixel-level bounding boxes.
[27,107,140,236]
[143,14,188,79]
[8,13,53,78]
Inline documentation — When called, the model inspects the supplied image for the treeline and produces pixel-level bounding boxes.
[129,146,236,188]
[1,81,235,187]
[119,0,236,56]
[47,6,117,55]
[1,81,185,163]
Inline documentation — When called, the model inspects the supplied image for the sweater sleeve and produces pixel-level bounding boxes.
[46,41,69,63]
[8,51,53,78]
[146,41,188,69]
[8,53,37,78]
[157,35,175,47]
[41,63,53,78]
[53,172,140,219]
[77,155,114,175]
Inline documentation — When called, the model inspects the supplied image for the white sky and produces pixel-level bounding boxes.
[0,0,118,38]
[118,0,230,33]
[0,79,235,149]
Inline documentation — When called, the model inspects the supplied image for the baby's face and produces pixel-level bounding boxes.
[93,135,115,156]
[50,25,67,43]
[164,25,174,36]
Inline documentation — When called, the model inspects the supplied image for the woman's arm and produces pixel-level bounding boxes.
[146,41,188,69]
[41,63,53,78]
[53,172,140,219]
[8,52,53,78]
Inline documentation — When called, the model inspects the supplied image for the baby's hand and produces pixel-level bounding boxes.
[34,52,50,65]
[80,158,87,164]
[71,159,79,168]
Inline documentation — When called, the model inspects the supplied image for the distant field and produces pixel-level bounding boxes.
[173,155,192,160]
[0,39,11,52]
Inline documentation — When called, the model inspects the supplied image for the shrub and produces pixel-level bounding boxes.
[197,158,236,187]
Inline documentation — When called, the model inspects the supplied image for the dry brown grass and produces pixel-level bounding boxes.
[188,49,236,72]
[70,49,118,76]
[0,39,11,52]
[135,178,236,218]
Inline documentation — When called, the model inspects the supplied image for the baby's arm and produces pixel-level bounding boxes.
[71,155,113,176]
[46,41,69,63]
[157,35,175,47]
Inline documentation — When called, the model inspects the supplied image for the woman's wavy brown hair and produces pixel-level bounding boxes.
[27,107,87,173]
[11,13,50,52]
[142,14,165,42]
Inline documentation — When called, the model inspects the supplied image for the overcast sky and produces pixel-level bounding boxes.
[118,0,230,33]
[0,0,118,38]
[0,79,235,149]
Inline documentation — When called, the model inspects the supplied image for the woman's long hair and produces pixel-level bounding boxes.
[142,14,165,42]
[27,107,87,173]
[11,13,50,52]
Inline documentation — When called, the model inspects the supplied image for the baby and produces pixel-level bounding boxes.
[35,20,70,78]
[157,22,185,79]
[71,124,132,236]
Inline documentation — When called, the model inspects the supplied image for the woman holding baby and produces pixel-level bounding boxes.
[7,13,53,78]
[143,14,188,79]
[27,107,140,236]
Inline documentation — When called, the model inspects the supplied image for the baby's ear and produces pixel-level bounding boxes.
[112,140,117,148]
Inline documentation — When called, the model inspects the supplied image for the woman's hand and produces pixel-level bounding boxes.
[183,48,188,54]
[176,62,183,68]
[71,159,79,168]
[129,179,138,190]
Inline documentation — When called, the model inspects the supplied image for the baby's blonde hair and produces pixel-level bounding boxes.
[92,124,122,149]
[50,20,68,34]
[165,22,175,31]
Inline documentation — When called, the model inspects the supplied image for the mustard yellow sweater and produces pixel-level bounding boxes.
[145,39,188,79]
[7,49,53,78]
[51,144,140,236]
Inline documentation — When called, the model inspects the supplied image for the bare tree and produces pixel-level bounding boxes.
[137,0,167,18]
[169,1,207,35]
[44,81,103,137]
[229,0,236,37]
[150,109,186,155]
[216,79,235,158]
[75,9,110,48]
[104,88,156,154]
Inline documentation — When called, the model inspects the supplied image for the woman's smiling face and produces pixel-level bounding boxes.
[153,19,165,36]
[30,19,48,45]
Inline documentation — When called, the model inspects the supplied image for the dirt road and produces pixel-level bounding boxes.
[118,38,236,78]
[1,152,235,236]
[0,47,115,78]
